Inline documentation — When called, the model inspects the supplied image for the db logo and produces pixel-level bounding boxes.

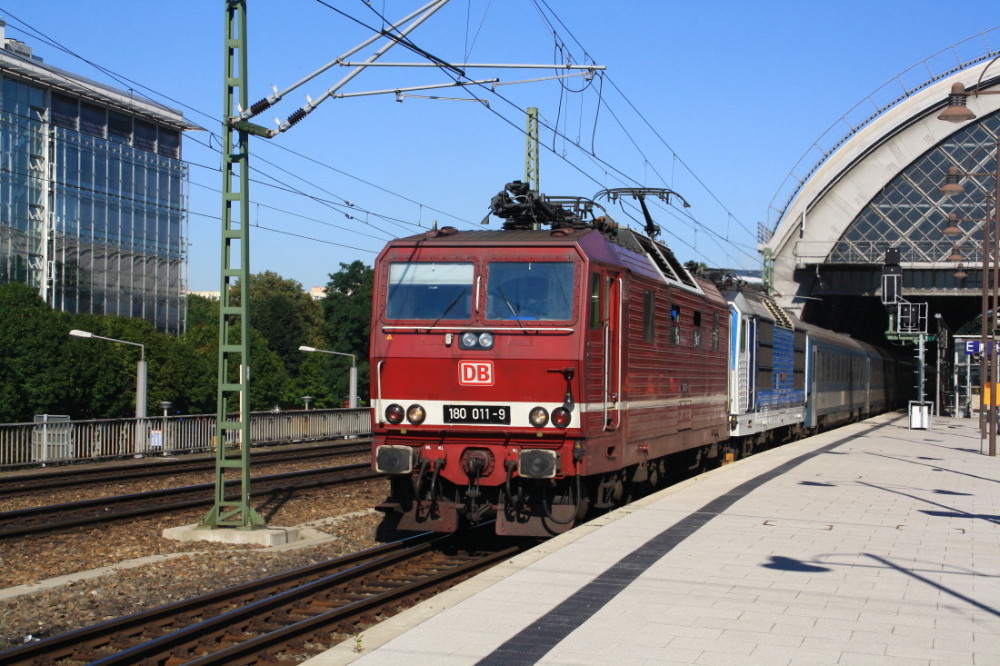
[459,361,494,386]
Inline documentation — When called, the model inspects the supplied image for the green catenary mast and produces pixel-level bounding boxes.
[201,0,267,530]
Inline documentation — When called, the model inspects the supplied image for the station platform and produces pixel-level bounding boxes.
[308,412,1000,665]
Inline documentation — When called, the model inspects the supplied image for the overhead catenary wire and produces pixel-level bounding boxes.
[345,0,758,267]
[0,7,475,243]
[529,0,757,242]
[4,1,758,271]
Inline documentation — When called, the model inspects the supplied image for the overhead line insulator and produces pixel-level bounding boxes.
[248,98,273,117]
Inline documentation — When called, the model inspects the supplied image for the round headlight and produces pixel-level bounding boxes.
[551,407,572,428]
[478,332,494,349]
[406,404,426,425]
[460,332,479,348]
[385,403,404,424]
[529,406,549,427]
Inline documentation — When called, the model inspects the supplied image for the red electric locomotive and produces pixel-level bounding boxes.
[371,182,730,537]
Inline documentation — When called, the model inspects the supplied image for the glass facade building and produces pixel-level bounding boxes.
[0,31,197,334]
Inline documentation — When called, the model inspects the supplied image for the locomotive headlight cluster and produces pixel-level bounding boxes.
[384,403,427,425]
[384,403,405,424]
[529,406,549,427]
[406,404,426,425]
[551,407,572,428]
[459,331,494,350]
[529,406,571,428]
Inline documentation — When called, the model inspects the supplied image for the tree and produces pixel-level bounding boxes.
[233,271,323,377]
[186,293,219,330]
[159,327,216,415]
[321,261,373,405]
[0,270,321,424]
[0,283,78,422]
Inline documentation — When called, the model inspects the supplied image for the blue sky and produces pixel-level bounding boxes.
[2,1,999,291]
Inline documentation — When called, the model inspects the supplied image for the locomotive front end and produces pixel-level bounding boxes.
[370,228,586,536]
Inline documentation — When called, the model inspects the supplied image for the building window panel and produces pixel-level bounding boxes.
[158,129,179,159]
[108,111,131,143]
[134,120,156,152]
[80,103,106,138]
[51,94,78,130]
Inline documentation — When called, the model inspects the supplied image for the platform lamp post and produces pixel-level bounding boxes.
[69,330,147,419]
[298,346,358,409]
[69,329,148,455]
[938,77,1000,456]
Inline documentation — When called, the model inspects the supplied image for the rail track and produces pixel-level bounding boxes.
[0,439,371,498]
[0,462,384,540]
[0,526,523,665]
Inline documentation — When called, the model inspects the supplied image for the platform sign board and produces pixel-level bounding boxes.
[964,340,1000,355]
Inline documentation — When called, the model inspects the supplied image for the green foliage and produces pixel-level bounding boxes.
[322,261,374,404]
[234,272,323,377]
[245,328,289,412]
[0,263,374,423]
[0,283,79,422]
[186,294,219,330]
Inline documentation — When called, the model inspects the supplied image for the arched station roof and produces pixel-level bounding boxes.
[761,31,1000,329]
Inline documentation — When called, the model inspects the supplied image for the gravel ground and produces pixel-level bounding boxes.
[0,467,393,651]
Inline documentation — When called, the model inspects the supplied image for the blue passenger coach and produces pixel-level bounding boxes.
[725,289,806,446]
[725,288,911,446]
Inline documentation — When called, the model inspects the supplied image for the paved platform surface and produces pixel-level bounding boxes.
[309,413,1000,665]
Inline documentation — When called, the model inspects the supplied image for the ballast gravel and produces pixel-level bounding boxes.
[0,474,391,651]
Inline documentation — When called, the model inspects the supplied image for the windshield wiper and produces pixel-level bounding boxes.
[495,287,525,328]
[430,289,467,328]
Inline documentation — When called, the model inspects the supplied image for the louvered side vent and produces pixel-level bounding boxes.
[737,355,750,412]
[653,239,698,289]
[762,294,793,329]
[633,233,679,280]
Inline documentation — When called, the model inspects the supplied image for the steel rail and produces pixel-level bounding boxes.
[0,463,383,540]
[90,529,515,665]
[0,440,371,498]
[0,532,442,666]
[184,543,521,665]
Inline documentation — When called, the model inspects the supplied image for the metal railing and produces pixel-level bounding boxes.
[0,408,372,468]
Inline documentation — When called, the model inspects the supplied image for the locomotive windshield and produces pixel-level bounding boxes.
[486,261,574,321]
[386,262,473,320]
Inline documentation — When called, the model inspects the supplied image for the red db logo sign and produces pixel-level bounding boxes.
[459,361,494,386]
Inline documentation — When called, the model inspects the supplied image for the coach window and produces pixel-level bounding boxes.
[386,262,473,320]
[693,311,702,347]
[671,305,681,345]
[643,290,654,342]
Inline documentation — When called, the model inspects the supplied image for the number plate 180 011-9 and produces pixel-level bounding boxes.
[443,405,511,425]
